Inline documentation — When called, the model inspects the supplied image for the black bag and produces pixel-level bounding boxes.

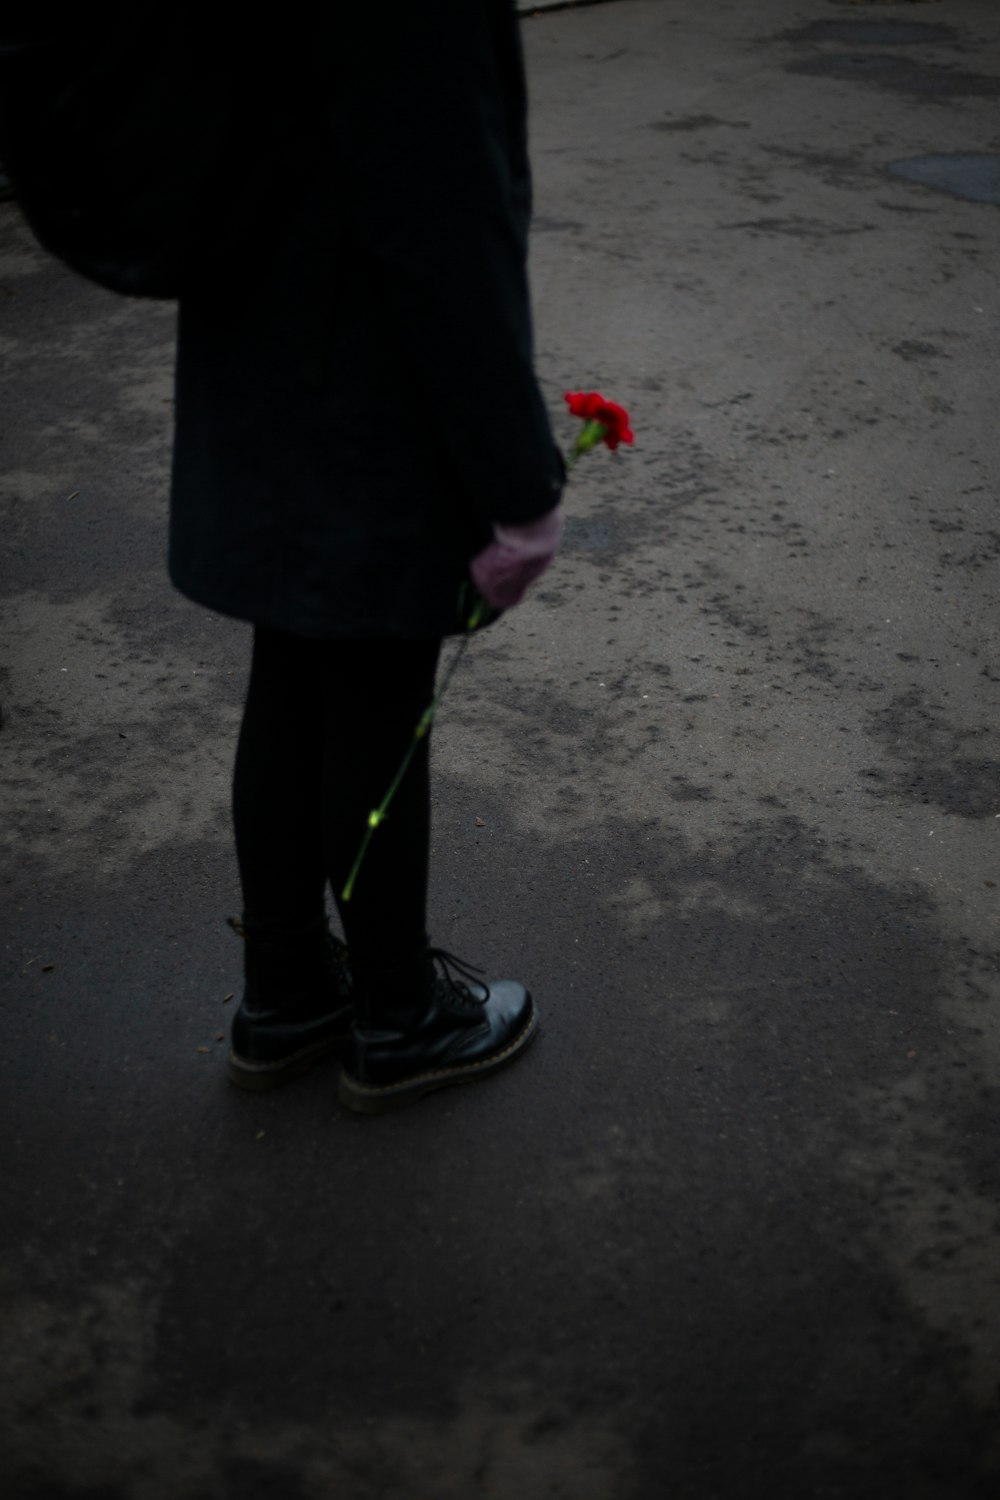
[0,16,269,298]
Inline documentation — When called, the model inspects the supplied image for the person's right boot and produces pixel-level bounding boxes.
[227,916,353,1091]
[337,948,539,1114]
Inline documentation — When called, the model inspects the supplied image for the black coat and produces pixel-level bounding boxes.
[168,2,564,639]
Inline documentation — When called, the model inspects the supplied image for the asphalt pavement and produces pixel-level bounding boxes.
[2,2,999,1496]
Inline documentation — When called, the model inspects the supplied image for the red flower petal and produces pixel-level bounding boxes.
[564,390,634,449]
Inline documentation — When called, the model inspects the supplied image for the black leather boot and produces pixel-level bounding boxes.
[337,948,539,1114]
[227,917,354,1091]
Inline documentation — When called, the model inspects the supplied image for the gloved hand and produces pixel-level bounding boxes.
[469,505,565,610]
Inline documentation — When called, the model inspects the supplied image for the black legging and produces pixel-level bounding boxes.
[232,627,442,964]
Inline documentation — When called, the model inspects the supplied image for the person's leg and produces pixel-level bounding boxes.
[320,637,441,962]
[227,626,352,1089]
[232,626,327,935]
[322,639,539,1115]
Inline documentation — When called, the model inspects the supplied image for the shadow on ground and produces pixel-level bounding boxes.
[3,785,998,1499]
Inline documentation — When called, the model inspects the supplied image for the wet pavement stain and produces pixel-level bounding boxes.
[786,53,1000,100]
[892,339,950,361]
[5,805,999,1498]
[862,688,999,820]
[761,145,868,189]
[719,215,878,239]
[888,154,1000,206]
[780,20,959,49]
[649,114,749,133]
[667,774,715,802]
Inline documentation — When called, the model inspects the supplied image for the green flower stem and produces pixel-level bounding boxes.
[340,595,487,903]
[339,419,607,905]
[570,420,606,460]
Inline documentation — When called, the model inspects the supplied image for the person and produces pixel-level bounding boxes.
[168,3,566,1112]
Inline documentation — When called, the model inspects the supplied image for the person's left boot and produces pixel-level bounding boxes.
[227,917,354,1091]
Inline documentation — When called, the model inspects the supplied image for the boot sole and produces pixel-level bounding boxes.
[227,1031,351,1092]
[336,1001,539,1115]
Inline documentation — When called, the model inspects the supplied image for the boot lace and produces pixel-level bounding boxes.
[427,948,487,1012]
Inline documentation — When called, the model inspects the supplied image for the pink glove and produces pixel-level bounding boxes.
[469,506,565,610]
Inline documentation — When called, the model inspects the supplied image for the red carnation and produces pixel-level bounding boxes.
[564,390,634,452]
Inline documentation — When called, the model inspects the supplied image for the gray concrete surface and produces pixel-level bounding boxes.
[2,2,999,1496]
